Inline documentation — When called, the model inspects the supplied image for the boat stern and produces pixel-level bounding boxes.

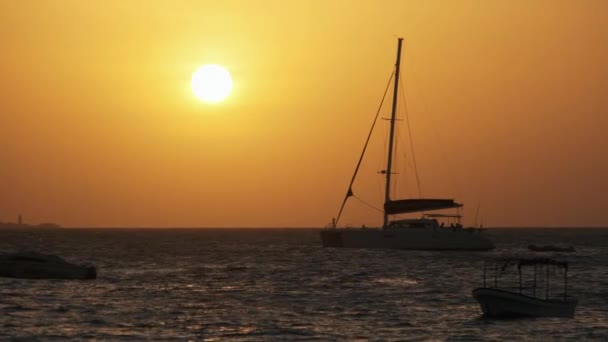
[320,229,343,248]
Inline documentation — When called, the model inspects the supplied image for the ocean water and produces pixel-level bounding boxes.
[0,228,607,341]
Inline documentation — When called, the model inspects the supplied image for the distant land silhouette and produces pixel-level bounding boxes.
[0,215,61,229]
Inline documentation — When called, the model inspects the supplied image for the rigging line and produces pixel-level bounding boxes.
[381,109,390,201]
[394,123,416,198]
[395,126,414,198]
[352,194,384,213]
[392,125,400,197]
[334,71,395,227]
[399,71,422,198]
[474,202,481,227]
[408,62,460,199]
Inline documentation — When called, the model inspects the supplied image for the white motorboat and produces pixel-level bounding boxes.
[528,244,575,252]
[0,252,97,280]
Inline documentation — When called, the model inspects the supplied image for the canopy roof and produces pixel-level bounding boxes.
[384,199,462,215]
[494,257,569,270]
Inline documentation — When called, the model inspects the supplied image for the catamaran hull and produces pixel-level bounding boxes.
[472,288,577,318]
[320,228,494,250]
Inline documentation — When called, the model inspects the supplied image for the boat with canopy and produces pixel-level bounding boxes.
[472,257,577,317]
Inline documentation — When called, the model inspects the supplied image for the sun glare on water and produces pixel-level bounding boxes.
[191,64,233,103]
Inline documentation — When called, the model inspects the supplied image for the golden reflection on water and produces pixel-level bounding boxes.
[373,277,419,286]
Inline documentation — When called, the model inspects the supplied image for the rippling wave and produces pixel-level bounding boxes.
[1,228,607,340]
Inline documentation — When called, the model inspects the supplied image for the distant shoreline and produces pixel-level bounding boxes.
[2,226,606,230]
[0,223,62,229]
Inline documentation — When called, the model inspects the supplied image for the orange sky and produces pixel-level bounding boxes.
[1,1,607,227]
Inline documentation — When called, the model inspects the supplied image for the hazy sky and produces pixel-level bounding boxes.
[1,1,607,227]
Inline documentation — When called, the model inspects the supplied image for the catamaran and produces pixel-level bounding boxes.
[320,38,494,250]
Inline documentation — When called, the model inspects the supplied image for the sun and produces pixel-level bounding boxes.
[191,64,233,103]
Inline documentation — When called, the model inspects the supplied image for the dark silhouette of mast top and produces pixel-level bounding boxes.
[383,38,403,228]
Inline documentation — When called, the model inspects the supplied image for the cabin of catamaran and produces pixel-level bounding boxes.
[320,37,494,250]
[389,214,468,229]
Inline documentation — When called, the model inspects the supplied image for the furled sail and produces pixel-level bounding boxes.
[384,199,462,215]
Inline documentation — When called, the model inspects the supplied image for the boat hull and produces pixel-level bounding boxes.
[472,288,577,318]
[320,228,494,250]
[0,253,96,280]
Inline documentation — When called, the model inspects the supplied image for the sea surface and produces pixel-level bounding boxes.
[0,228,607,341]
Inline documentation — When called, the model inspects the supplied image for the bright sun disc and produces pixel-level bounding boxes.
[191,64,233,103]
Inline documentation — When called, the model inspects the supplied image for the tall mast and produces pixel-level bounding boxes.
[383,37,403,228]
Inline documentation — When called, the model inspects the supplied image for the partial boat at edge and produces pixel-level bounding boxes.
[0,252,96,280]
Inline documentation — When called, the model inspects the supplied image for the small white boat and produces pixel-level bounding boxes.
[472,258,577,318]
[0,252,96,280]
[528,244,575,253]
